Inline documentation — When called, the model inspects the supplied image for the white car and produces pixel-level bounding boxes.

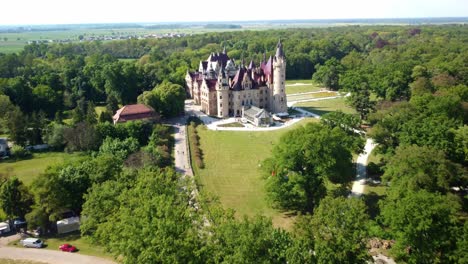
[20,238,43,248]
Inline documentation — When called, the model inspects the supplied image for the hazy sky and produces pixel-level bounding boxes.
[1,0,467,25]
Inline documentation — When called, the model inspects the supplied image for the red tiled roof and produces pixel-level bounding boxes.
[113,104,156,123]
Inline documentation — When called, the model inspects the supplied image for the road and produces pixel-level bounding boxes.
[0,234,115,264]
[350,138,377,197]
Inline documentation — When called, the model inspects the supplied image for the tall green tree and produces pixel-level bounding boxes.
[262,123,355,212]
[0,177,33,218]
[380,190,461,263]
[310,196,371,264]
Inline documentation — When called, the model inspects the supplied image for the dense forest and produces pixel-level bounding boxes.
[0,25,467,263]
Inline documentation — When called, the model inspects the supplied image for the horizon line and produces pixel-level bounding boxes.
[1,16,467,27]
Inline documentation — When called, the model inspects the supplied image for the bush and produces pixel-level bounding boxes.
[11,145,32,159]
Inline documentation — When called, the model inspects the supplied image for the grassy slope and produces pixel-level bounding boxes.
[0,152,83,186]
[194,118,317,229]
[295,97,357,115]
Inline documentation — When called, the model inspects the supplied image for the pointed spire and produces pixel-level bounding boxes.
[263,50,267,63]
[275,39,285,58]
[248,60,255,69]
[222,46,227,54]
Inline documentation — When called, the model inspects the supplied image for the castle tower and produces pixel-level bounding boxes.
[216,68,230,118]
[272,40,287,113]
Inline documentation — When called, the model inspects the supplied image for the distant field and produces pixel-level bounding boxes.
[192,118,318,230]
[0,152,84,186]
[295,97,356,115]
[0,27,248,54]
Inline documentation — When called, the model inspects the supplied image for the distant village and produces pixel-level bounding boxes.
[26,32,189,45]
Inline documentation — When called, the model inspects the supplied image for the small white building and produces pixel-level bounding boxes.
[242,106,272,127]
[56,217,80,234]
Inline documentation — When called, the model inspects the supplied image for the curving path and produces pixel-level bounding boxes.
[350,138,377,197]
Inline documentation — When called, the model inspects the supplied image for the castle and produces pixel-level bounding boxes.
[185,40,287,118]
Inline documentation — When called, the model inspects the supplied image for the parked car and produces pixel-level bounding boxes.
[20,238,43,248]
[59,243,77,252]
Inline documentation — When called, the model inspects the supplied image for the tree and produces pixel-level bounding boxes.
[383,145,466,195]
[98,137,140,160]
[262,123,355,212]
[346,82,375,120]
[137,81,186,118]
[310,196,371,264]
[0,177,33,219]
[380,190,460,263]
[63,122,99,151]
[81,168,205,263]
[5,107,28,146]
[312,58,344,90]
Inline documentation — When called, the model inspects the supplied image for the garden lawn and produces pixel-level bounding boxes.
[295,97,357,115]
[194,118,317,230]
[285,83,324,95]
[287,91,338,101]
[0,152,84,186]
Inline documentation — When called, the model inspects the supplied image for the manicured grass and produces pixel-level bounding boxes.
[9,231,112,259]
[285,79,314,84]
[295,97,357,115]
[217,122,244,128]
[287,91,338,101]
[193,118,318,230]
[0,152,84,186]
[286,84,324,95]
[0,259,47,264]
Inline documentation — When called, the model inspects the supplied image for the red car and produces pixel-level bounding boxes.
[59,243,77,252]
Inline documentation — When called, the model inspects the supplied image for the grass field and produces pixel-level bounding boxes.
[193,118,317,230]
[8,231,111,259]
[285,83,324,95]
[0,152,84,186]
[285,79,314,85]
[295,97,356,115]
[287,91,338,101]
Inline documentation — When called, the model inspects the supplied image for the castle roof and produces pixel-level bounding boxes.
[275,39,285,58]
[205,79,218,92]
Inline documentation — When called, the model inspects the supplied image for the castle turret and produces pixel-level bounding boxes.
[272,39,287,113]
[216,68,230,118]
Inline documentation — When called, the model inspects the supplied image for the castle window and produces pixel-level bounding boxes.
[220,103,222,107]
[260,90,263,94]
[281,97,284,102]
[220,95,222,99]
[242,100,244,106]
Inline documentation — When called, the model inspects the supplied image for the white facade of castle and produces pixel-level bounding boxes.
[185,41,288,118]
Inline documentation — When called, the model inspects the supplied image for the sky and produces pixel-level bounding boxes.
[1,0,467,25]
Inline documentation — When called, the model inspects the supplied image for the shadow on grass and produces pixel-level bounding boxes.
[297,107,330,116]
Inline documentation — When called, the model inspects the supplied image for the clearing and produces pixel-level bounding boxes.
[0,152,84,186]
[285,81,323,95]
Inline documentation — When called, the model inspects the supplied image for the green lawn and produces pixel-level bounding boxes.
[9,231,112,259]
[0,152,84,186]
[295,97,356,115]
[287,91,338,101]
[285,83,324,95]
[217,122,244,128]
[285,79,314,84]
[193,118,317,230]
